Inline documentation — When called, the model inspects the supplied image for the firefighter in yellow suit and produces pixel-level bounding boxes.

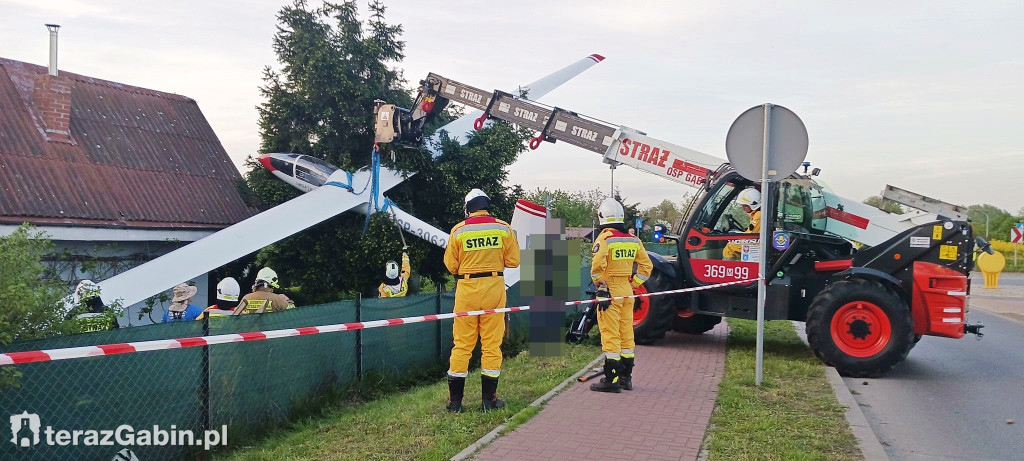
[590,198,653,393]
[723,188,762,260]
[443,189,520,412]
[378,250,411,297]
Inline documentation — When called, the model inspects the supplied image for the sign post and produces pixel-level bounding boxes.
[1012,223,1023,265]
[726,104,808,386]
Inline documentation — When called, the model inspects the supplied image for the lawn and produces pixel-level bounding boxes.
[704,319,861,461]
[216,343,600,461]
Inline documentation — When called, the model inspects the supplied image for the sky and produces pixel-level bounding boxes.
[3,0,1022,213]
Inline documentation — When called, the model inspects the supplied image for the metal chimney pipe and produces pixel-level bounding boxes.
[45,24,60,76]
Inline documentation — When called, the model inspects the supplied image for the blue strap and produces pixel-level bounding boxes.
[363,145,381,232]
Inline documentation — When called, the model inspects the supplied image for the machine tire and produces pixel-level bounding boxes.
[633,270,677,345]
[671,313,722,334]
[805,278,914,378]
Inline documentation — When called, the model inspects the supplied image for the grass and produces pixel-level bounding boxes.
[704,319,861,461]
[216,343,600,461]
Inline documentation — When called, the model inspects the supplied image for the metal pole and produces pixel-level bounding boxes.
[356,293,362,380]
[610,163,616,196]
[200,315,211,433]
[755,104,773,387]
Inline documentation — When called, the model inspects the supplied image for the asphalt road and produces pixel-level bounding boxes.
[843,305,1024,460]
[972,271,1024,287]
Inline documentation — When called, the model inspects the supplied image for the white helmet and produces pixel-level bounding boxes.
[217,277,240,302]
[255,267,280,289]
[385,261,400,280]
[464,188,490,215]
[736,188,761,211]
[598,198,625,225]
[75,279,101,300]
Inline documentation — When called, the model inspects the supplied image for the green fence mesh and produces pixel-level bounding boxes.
[0,287,548,461]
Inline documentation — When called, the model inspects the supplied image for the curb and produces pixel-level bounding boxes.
[792,321,889,461]
[450,352,605,461]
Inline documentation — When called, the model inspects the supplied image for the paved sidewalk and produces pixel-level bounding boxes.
[474,324,727,461]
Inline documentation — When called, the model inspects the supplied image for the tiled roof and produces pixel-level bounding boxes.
[0,57,255,229]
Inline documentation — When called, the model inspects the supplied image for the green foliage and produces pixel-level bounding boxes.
[862,195,904,214]
[0,225,80,388]
[249,0,529,302]
[968,204,1021,240]
[643,196,693,230]
[523,187,605,227]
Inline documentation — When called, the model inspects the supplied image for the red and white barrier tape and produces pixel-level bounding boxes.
[565,279,755,305]
[0,279,755,366]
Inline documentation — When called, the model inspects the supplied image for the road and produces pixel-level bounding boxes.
[843,272,1024,460]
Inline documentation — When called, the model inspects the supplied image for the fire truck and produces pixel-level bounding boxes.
[376,72,988,377]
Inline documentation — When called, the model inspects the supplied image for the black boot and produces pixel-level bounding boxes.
[481,375,506,411]
[619,357,634,391]
[589,358,622,393]
[446,376,465,412]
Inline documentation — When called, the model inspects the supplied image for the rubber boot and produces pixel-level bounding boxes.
[446,376,465,412]
[619,357,634,391]
[589,358,622,393]
[481,375,506,411]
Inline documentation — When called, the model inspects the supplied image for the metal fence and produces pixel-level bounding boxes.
[1,289,532,461]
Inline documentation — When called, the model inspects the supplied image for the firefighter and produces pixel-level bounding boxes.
[378,248,411,298]
[197,277,240,320]
[233,267,294,315]
[723,188,762,260]
[71,280,119,332]
[444,188,520,412]
[590,198,653,392]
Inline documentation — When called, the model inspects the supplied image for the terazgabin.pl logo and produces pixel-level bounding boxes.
[10,412,40,447]
[8,412,227,450]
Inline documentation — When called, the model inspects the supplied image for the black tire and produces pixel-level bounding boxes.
[805,278,914,378]
[633,269,677,345]
[672,313,722,334]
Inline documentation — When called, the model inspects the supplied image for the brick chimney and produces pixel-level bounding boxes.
[33,74,72,143]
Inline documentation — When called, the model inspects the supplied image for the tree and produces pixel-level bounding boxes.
[863,196,904,214]
[967,204,1016,240]
[249,1,530,301]
[643,195,693,229]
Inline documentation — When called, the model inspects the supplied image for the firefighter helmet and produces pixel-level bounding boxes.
[216,277,240,302]
[597,198,625,225]
[736,188,761,211]
[385,261,400,280]
[464,188,491,215]
[255,267,280,289]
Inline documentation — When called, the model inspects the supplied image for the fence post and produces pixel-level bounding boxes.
[356,293,362,381]
[200,315,211,434]
[436,285,443,361]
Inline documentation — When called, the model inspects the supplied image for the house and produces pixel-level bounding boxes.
[0,56,255,324]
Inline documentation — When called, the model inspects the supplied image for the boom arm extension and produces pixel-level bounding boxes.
[379,73,727,191]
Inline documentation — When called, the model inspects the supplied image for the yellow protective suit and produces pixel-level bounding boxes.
[444,211,520,378]
[723,209,762,260]
[378,251,411,298]
[591,228,654,360]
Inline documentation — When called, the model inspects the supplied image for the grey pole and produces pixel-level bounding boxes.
[755,104,772,387]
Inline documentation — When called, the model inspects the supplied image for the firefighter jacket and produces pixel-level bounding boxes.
[723,209,762,260]
[378,252,411,298]
[233,289,294,315]
[444,211,520,278]
[590,228,654,287]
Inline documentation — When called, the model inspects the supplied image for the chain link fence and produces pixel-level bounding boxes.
[1,289,531,461]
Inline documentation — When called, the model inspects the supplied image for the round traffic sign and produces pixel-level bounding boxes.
[725,104,809,182]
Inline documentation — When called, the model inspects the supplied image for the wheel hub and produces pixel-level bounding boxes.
[847,317,872,340]
[830,301,892,358]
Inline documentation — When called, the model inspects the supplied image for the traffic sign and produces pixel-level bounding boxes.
[725,104,809,182]
[1012,226,1023,244]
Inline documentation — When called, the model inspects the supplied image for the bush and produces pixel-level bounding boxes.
[0,224,80,387]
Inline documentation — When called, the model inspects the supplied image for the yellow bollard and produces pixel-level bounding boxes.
[977,251,1006,289]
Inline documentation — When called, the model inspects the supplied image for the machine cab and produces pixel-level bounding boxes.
[673,170,851,319]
